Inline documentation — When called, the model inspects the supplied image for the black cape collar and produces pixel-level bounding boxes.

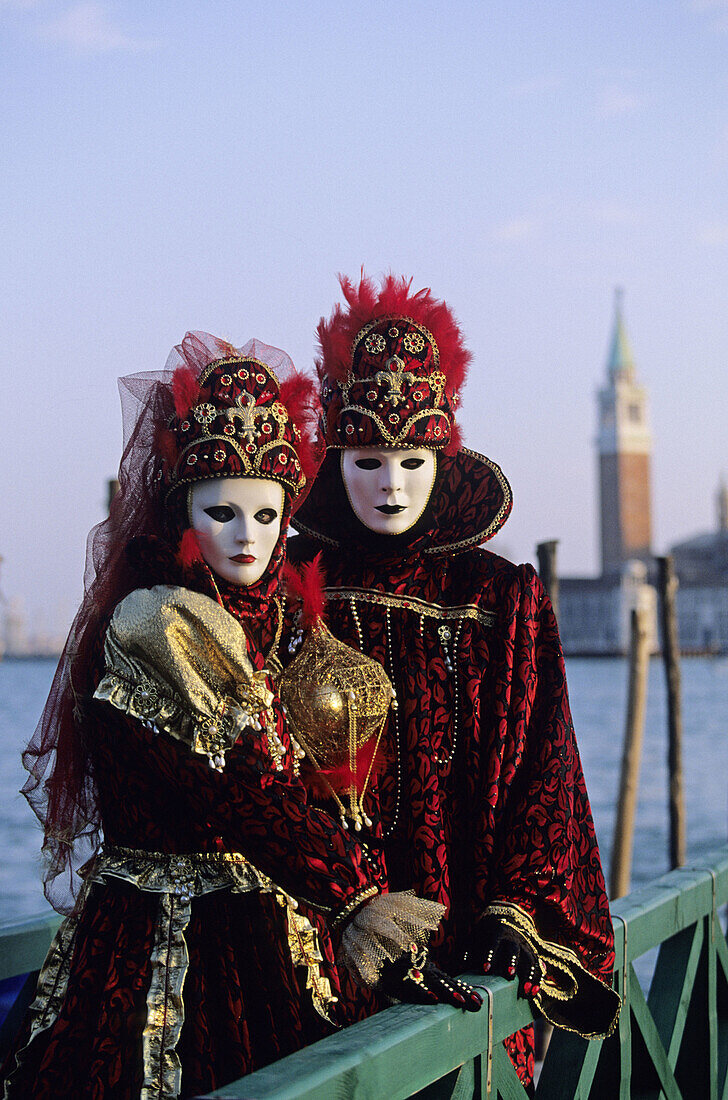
[291,447,512,558]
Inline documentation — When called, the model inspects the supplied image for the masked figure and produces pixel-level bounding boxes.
[290,275,621,1088]
[3,332,480,1100]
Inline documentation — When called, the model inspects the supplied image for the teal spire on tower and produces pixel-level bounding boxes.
[607,287,636,380]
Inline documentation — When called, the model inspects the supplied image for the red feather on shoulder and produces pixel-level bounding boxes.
[283,554,326,629]
[177,528,204,568]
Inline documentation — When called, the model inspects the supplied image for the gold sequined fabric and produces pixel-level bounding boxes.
[86,846,339,1093]
[276,896,337,1024]
[337,891,445,988]
[84,846,339,1094]
[94,585,275,765]
[142,890,189,1099]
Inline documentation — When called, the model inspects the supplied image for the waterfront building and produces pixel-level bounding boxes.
[559,561,657,656]
[669,480,728,652]
[2,597,29,657]
[670,480,728,585]
[0,595,66,658]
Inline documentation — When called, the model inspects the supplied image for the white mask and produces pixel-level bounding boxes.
[188,478,284,586]
[340,448,437,535]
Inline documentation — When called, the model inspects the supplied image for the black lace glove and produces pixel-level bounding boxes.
[474,914,541,998]
[378,943,483,1012]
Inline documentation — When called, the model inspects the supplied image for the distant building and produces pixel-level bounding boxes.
[670,481,728,584]
[559,292,727,656]
[559,292,658,655]
[669,481,728,652]
[597,289,653,575]
[559,562,657,656]
[1,595,65,658]
[3,597,30,656]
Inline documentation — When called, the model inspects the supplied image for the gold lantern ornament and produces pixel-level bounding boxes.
[278,563,395,831]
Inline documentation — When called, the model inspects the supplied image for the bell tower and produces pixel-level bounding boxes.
[597,289,653,575]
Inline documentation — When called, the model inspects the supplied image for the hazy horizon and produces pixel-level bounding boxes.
[2,0,727,637]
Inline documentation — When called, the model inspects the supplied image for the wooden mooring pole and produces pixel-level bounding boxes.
[536,540,559,619]
[657,555,686,869]
[610,605,651,899]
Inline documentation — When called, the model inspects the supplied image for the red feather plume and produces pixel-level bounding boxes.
[279,373,316,431]
[177,528,204,568]
[316,271,471,398]
[297,435,321,485]
[278,373,321,483]
[283,554,326,629]
[445,421,464,456]
[172,365,200,419]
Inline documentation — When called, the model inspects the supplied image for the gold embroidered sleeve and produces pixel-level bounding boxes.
[484,902,621,1040]
[93,585,272,766]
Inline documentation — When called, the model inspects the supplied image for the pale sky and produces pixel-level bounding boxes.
[2,0,727,636]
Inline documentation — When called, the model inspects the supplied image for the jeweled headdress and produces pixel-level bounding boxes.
[316,273,471,452]
[160,333,319,501]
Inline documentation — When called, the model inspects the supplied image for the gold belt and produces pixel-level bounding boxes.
[87,843,272,904]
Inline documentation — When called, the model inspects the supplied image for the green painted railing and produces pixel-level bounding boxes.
[2,848,727,1098]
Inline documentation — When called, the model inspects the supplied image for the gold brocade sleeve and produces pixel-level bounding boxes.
[93,585,273,767]
[484,902,621,1040]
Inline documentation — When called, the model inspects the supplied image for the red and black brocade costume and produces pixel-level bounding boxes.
[291,448,620,1084]
[2,542,386,1100]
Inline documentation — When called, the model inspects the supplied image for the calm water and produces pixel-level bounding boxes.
[1,656,727,921]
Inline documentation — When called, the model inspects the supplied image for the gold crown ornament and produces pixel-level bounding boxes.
[157,333,319,507]
[165,355,307,498]
[278,619,395,831]
[315,273,471,452]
